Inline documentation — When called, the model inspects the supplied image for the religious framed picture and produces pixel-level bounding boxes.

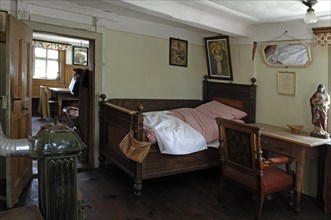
[169,37,188,67]
[204,35,233,80]
[73,46,88,66]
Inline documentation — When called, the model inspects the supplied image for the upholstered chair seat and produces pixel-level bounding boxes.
[224,165,293,194]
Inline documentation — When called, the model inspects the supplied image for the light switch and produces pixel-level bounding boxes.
[2,96,7,109]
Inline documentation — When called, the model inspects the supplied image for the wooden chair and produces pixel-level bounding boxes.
[216,118,294,220]
[37,85,58,119]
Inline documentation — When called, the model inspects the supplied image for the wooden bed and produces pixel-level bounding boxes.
[98,78,257,195]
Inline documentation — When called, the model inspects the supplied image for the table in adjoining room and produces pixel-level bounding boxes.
[48,87,79,118]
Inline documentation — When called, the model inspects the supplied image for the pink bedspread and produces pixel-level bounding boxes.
[169,108,218,143]
[144,101,246,146]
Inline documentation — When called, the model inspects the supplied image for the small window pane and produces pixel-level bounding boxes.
[48,49,58,59]
[35,48,46,57]
[34,68,46,78]
[47,60,58,71]
[35,59,46,68]
[47,60,59,79]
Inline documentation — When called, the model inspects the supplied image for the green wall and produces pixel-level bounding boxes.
[232,43,329,197]
[100,28,207,99]
[23,18,331,197]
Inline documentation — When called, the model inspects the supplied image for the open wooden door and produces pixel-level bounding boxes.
[1,14,33,208]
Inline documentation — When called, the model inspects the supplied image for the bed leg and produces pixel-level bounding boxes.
[98,155,106,168]
[134,163,143,196]
[134,180,143,196]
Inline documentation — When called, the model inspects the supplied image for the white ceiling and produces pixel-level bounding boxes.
[8,0,331,37]
[34,0,330,35]
[106,0,331,23]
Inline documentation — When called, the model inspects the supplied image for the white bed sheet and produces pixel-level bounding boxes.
[144,111,207,155]
[207,140,219,148]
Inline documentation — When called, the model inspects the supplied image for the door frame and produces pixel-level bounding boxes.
[25,21,103,168]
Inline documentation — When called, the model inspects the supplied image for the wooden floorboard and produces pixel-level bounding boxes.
[1,117,329,219]
[1,165,329,220]
[0,205,43,220]
[78,168,329,220]
[79,166,328,220]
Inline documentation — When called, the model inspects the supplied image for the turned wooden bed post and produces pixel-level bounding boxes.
[134,164,143,196]
[98,94,107,166]
[133,104,145,196]
[134,104,145,141]
[216,117,225,202]
[202,75,208,102]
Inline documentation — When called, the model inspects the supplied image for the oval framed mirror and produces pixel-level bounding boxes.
[262,41,312,68]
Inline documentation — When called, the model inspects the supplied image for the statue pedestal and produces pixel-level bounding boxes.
[311,132,330,139]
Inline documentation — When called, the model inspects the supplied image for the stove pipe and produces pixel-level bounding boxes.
[0,122,30,157]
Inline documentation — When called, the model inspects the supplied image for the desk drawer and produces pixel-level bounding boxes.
[261,136,295,157]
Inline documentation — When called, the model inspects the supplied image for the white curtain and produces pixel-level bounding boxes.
[33,40,72,50]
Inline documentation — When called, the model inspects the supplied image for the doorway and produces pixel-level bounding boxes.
[32,32,91,164]
[25,20,103,168]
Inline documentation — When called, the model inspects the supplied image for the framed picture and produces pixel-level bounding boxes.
[277,71,296,96]
[204,36,233,80]
[169,37,188,67]
[73,46,88,66]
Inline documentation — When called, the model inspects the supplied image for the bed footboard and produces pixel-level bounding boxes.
[98,95,206,195]
[99,95,144,161]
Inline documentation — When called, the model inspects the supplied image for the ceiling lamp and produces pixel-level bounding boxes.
[302,0,318,24]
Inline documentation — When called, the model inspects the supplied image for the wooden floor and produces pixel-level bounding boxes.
[3,165,329,220]
[32,116,67,135]
[0,117,329,219]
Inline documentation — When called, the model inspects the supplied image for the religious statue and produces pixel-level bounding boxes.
[310,84,330,139]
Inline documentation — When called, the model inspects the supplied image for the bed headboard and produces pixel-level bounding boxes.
[202,77,257,123]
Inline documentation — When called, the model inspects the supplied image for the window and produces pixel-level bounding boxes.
[33,47,60,80]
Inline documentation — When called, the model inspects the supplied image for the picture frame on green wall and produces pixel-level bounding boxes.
[277,71,296,96]
[204,35,233,81]
[73,46,88,66]
[169,38,188,67]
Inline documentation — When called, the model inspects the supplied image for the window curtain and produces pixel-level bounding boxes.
[33,40,72,50]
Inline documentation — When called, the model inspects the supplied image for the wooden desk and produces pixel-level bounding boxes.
[324,147,331,215]
[48,87,78,118]
[253,123,330,213]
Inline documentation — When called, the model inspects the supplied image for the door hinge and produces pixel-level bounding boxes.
[1,96,7,109]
